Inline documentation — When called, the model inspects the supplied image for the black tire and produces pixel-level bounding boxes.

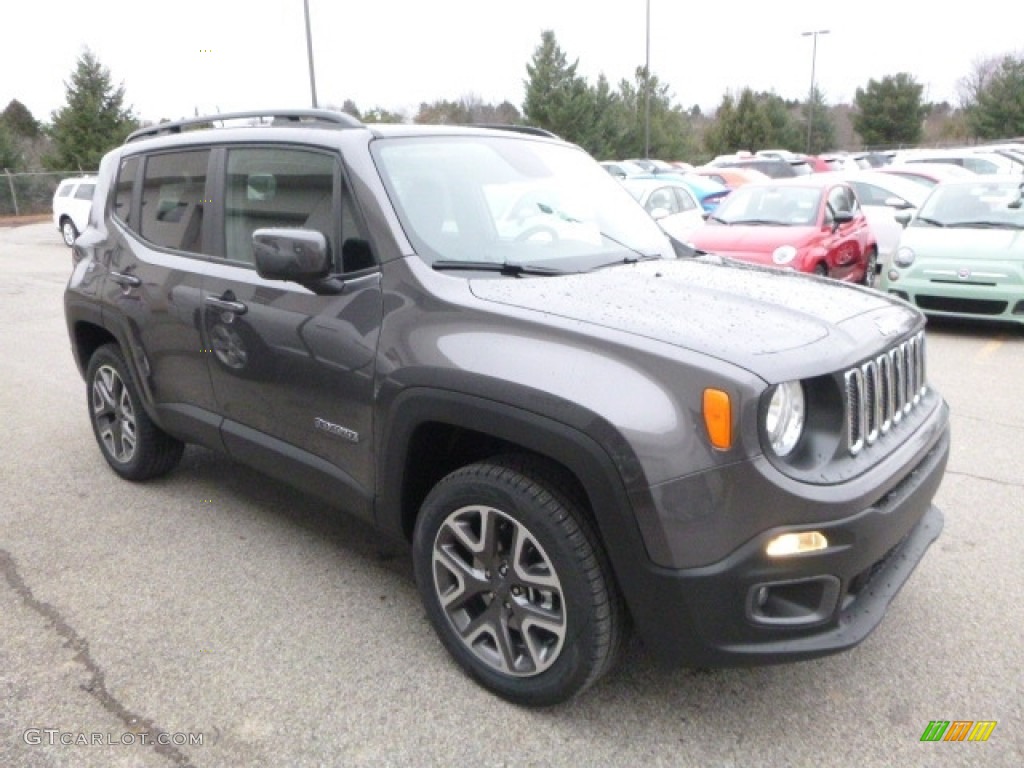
[862,248,878,288]
[85,344,184,481]
[61,217,79,247]
[813,262,828,277]
[413,454,625,707]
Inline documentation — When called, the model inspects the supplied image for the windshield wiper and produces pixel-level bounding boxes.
[432,260,565,276]
[591,253,662,270]
[706,214,729,224]
[946,220,1023,229]
[914,216,945,227]
[730,218,782,226]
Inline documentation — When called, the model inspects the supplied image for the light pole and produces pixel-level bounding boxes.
[801,29,829,153]
[304,0,319,108]
[644,0,651,158]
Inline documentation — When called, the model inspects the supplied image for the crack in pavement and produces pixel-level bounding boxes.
[944,469,1024,489]
[1,548,201,767]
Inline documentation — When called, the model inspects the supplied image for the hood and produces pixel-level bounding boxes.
[689,224,819,255]
[902,225,1024,258]
[469,258,918,381]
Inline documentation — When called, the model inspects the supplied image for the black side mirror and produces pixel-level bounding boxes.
[253,228,331,283]
[894,211,913,228]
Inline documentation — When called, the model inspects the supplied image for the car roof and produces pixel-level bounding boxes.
[620,177,694,192]
[822,169,930,200]
[747,174,846,189]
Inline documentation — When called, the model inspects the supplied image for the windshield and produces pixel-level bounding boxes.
[373,136,674,271]
[914,181,1024,228]
[709,184,822,226]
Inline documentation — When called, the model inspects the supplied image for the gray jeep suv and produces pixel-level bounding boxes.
[64,110,949,706]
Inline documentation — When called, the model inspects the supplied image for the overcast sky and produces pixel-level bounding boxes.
[3,0,1021,125]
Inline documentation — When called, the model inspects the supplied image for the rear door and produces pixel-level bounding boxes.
[200,145,382,521]
[98,149,221,447]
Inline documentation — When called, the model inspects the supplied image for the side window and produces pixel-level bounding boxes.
[963,157,996,174]
[225,148,337,267]
[114,156,139,228]
[646,187,679,214]
[140,150,210,253]
[74,183,95,201]
[673,187,698,212]
[845,187,860,214]
[57,184,73,198]
[851,182,883,206]
[826,187,848,218]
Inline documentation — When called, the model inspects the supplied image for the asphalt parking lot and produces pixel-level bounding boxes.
[1,221,1022,768]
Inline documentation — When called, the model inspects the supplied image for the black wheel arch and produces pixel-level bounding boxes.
[375,387,667,636]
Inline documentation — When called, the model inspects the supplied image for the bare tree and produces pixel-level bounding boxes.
[957,55,1002,110]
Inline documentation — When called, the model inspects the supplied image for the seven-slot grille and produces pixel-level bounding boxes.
[844,330,927,456]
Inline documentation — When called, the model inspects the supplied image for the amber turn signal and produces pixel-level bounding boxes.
[703,388,732,450]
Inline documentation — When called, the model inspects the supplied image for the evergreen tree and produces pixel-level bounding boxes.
[852,73,927,147]
[758,92,802,150]
[801,86,836,153]
[0,123,22,170]
[610,68,697,161]
[967,54,1024,139]
[703,89,773,155]
[1,99,40,138]
[522,30,594,140]
[44,49,139,171]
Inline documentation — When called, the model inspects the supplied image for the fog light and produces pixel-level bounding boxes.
[765,531,828,557]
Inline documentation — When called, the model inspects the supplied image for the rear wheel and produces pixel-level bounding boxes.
[86,344,184,480]
[61,217,78,247]
[413,455,625,706]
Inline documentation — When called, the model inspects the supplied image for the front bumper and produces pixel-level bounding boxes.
[627,419,948,666]
[883,280,1024,326]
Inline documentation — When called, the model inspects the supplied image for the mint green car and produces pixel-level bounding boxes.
[880,178,1024,326]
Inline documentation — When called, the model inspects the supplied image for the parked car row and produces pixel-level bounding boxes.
[605,146,1023,328]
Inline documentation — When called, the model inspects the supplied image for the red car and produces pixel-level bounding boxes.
[688,176,878,285]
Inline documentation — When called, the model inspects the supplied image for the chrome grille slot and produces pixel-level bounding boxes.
[845,331,927,456]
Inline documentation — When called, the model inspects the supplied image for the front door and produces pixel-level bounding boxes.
[200,146,382,520]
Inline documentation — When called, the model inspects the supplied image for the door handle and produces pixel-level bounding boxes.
[109,271,141,288]
[205,292,248,315]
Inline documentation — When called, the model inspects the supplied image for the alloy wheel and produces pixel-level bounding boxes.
[91,364,137,463]
[431,504,567,677]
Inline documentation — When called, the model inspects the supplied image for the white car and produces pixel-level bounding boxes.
[832,171,929,270]
[891,148,1022,176]
[620,177,705,242]
[52,176,97,246]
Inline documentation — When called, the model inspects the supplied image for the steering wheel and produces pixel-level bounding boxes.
[514,225,560,243]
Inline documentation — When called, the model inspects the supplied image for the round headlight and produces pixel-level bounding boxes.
[772,245,798,265]
[894,247,915,268]
[765,381,805,457]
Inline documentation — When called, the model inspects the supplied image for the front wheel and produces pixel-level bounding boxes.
[61,217,79,247]
[413,455,625,706]
[85,344,184,480]
[861,248,878,288]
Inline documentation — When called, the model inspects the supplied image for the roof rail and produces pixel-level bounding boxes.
[126,109,363,143]
[471,124,561,139]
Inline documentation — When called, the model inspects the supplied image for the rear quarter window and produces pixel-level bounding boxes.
[114,156,140,229]
[139,150,211,254]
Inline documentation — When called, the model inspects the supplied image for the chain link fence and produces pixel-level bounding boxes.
[1,170,98,217]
